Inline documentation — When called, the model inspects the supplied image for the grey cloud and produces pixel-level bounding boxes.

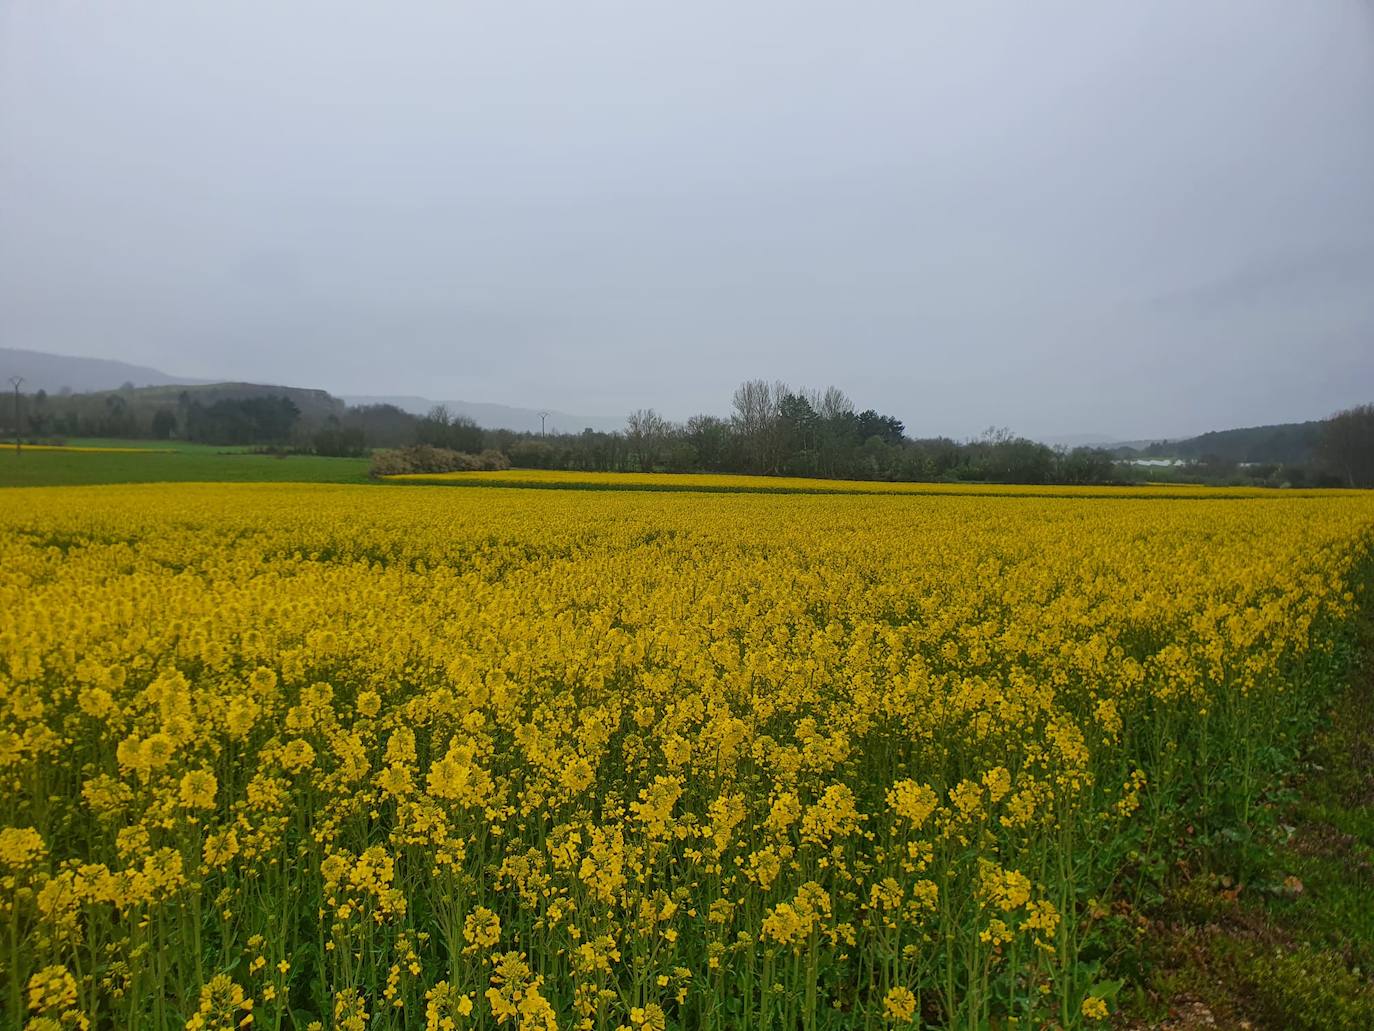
[1,0,1372,440]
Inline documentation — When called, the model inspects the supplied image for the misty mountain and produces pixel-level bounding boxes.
[0,346,207,394]
[1115,421,1325,465]
[125,382,346,421]
[1033,433,1125,449]
[0,348,625,434]
[341,395,624,435]
[1,348,1342,460]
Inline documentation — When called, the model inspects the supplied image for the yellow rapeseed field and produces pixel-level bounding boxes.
[384,468,1352,499]
[3,483,1373,1030]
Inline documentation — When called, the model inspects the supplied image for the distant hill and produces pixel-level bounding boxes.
[0,348,1338,456]
[1034,433,1123,448]
[1117,420,1325,465]
[124,381,346,422]
[341,394,624,434]
[10,378,350,443]
[2,348,623,434]
[0,346,207,393]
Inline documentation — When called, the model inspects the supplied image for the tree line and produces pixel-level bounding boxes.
[498,380,1120,485]
[8,379,1373,487]
[14,389,307,446]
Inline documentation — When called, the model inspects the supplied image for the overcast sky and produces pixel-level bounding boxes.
[2,1,1372,440]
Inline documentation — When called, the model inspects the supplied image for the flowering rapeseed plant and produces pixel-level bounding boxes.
[0,481,1371,1029]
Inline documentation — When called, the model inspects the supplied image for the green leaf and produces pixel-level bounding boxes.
[1088,979,1124,1001]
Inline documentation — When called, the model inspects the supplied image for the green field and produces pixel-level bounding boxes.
[0,442,371,486]
[37,437,236,453]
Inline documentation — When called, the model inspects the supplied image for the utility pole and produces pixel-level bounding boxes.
[7,377,20,454]
[538,410,549,438]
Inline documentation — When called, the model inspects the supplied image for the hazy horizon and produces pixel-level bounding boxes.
[3,1,1372,440]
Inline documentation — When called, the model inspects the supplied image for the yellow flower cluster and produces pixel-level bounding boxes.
[1,481,1371,1030]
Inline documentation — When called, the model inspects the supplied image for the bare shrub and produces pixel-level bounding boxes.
[369,445,510,477]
